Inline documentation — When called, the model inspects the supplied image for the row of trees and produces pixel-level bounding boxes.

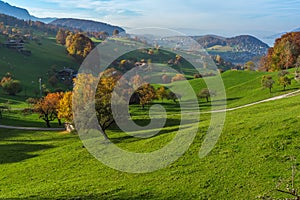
[261,70,294,93]
[32,68,214,137]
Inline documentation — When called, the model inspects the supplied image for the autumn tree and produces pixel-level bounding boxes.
[162,74,171,84]
[131,74,144,90]
[261,75,275,93]
[57,91,73,122]
[136,83,156,109]
[34,92,63,128]
[260,32,300,71]
[56,28,68,45]
[156,86,169,102]
[171,74,185,82]
[0,72,12,85]
[66,33,94,61]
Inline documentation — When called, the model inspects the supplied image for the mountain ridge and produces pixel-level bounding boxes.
[50,18,125,35]
[0,0,56,23]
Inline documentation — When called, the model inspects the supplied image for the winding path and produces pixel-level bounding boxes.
[1,90,300,131]
[205,89,300,114]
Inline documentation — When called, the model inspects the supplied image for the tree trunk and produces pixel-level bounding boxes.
[206,97,209,102]
[46,120,51,128]
[102,131,109,140]
[58,118,62,126]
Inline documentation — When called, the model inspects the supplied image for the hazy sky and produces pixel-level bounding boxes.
[3,0,300,38]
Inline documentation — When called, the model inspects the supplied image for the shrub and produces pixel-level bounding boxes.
[171,74,185,82]
[2,79,22,95]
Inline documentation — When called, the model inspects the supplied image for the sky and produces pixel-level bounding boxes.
[3,0,300,39]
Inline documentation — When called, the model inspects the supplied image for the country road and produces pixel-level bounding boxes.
[204,89,300,114]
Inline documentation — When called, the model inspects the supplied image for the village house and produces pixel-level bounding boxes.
[3,39,25,49]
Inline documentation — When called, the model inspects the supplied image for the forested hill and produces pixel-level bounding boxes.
[50,18,125,35]
[0,14,58,36]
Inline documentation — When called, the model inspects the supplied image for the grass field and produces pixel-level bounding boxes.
[0,93,300,199]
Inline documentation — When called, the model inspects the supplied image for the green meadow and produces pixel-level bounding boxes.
[0,93,300,199]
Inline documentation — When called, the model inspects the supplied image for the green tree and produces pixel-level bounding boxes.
[244,61,256,71]
[261,75,275,93]
[198,88,216,102]
[279,76,292,91]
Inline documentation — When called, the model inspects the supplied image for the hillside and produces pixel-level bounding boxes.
[0,36,79,96]
[50,18,125,35]
[192,35,269,64]
[0,0,56,23]
[1,88,300,199]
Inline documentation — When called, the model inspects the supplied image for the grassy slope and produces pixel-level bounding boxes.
[0,37,79,97]
[170,70,300,110]
[0,94,300,199]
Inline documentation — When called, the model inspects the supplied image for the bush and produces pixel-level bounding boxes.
[171,74,185,82]
[194,74,203,79]
[162,74,171,84]
[26,98,39,105]
[2,79,22,95]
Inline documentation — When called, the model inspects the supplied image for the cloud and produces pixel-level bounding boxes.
[4,0,300,37]
[42,0,142,16]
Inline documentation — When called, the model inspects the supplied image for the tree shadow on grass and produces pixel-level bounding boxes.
[0,143,53,164]
[4,191,158,200]
[109,118,196,144]
[0,115,63,128]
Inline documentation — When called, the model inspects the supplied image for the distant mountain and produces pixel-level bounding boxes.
[192,35,269,64]
[0,1,125,35]
[50,18,125,35]
[0,0,56,23]
[263,27,300,46]
[292,27,300,32]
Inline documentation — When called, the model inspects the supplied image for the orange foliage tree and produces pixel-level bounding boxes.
[34,92,63,128]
